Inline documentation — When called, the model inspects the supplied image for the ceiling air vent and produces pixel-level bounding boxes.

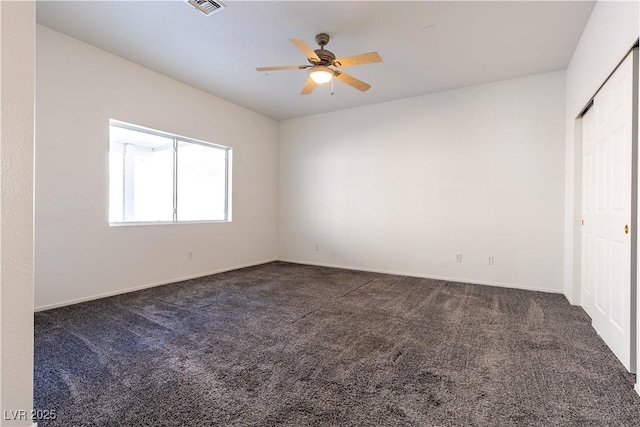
[186,0,225,16]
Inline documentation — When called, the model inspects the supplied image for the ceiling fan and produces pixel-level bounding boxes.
[256,33,382,95]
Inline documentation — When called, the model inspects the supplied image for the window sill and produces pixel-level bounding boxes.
[109,220,231,227]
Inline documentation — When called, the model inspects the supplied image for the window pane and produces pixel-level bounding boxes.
[109,121,231,224]
[177,141,227,221]
[110,126,174,222]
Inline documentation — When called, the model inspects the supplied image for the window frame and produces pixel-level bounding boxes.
[109,119,232,226]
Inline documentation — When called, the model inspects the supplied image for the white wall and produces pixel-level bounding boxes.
[0,2,35,426]
[564,0,640,304]
[35,25,278,310]
[279,71,566,293]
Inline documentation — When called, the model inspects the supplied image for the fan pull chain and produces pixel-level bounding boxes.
[331,77,334,96]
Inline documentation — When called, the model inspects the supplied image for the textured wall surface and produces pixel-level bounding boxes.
[279,71,566,293]
[1,2,35,426]
[35,25,279,310]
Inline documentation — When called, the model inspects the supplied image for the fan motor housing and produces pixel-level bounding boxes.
[306,33,335,66]
[312,49,336,66]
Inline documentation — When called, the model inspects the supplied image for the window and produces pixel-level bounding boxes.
[109,120,231,224]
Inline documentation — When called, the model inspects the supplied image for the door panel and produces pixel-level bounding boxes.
[612,127,626,210]
[581,51,634,372]
[611,240,626,331]
[593,236,608,316]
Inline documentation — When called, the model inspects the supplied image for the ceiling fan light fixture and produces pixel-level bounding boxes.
[308,66,334,85]
[256,34,381,94]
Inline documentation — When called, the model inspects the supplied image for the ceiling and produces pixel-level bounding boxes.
[36,1,595,121]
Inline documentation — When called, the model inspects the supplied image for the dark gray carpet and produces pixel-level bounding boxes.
[34,261,640,426]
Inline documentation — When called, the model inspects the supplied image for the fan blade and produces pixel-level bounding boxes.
[334,71,371,92]
[290,39,321,63]
[256,65,309,72]
[300,78,316,95]
[333,52,382,68]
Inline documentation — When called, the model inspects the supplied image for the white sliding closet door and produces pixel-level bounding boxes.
[581,51,635,372]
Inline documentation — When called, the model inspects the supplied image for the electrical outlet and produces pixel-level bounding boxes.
[487,255,494,265]
[455,253,463,263]
[188,251,193,260]
[315,243,320,251]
